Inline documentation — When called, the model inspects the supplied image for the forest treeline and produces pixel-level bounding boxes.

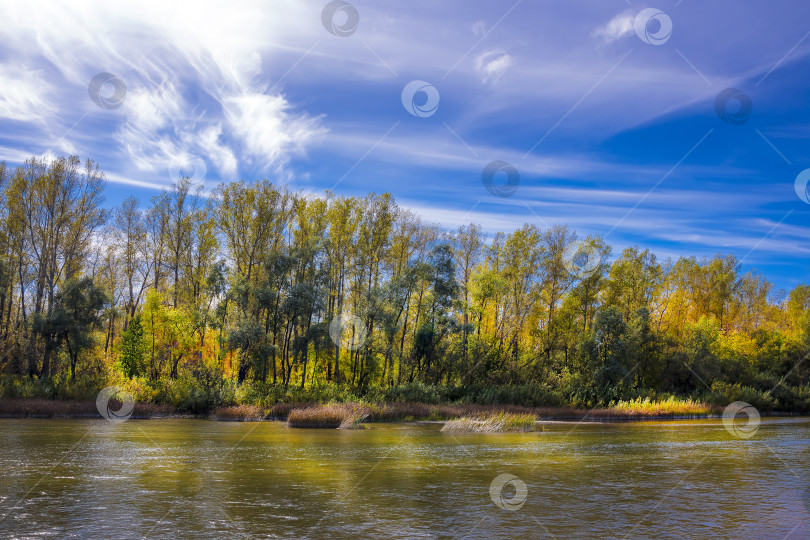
[0,155,809,411]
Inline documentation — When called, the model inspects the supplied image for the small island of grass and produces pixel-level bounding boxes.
[441,412,538,433]
[286,404,369,429]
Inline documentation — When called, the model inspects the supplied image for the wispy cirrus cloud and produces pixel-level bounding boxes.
[0,64,55,123]
[592,10,635,45]
[0,0,327,187]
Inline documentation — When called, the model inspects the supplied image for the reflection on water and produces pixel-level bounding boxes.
[0,418,808,538]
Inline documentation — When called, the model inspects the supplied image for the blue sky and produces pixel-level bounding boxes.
[0,0,809,290]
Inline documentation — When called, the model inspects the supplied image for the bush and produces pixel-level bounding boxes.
[148,373,234,414]
[0,373,105,401]
[364,382,442,404]
[768,384,810,412]
[459,384,564,407]
[705,382,777,411]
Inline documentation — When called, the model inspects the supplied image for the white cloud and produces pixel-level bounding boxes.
[125,83,183,134]
[104,171,176,192]
[0,65,54,122]
[0,0,326,185]
[474,51,516,84]
[593,11,635,44]
[196,126,238,180]
[225,93,326,172]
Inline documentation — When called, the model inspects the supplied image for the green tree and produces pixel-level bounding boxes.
[119,314,147,378]
[604,247,662,322]
[34,277,108,380]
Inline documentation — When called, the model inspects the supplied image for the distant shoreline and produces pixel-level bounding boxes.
[0,398,803,423]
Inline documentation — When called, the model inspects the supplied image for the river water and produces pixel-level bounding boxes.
[0,418,808,539]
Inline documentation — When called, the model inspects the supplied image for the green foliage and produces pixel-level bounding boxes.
[705,382,777,411]
[0,371,108,401]
[119,315,147,378]
[681,316,722,388]
[33,277,108,380]
[452,384,564,407]
[770,384,810,412]
[147,375,233,414]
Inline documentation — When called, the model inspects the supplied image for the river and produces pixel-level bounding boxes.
[0,418,808,538]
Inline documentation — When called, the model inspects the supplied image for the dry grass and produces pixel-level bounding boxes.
[286,403,372,429]
[441,412,538,433]
[267,402,315,420]
[211,405,267,421]
[339,410,370,430]
[281,398,720,425]
[595,397,718,418]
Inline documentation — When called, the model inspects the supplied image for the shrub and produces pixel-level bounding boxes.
[118,315,147,378]
[705,382,776,411]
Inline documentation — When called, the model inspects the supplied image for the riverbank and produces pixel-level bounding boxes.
[0,398,178,419]
[0,397,731,422]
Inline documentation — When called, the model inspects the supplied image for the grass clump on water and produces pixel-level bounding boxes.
[210,405,267,421]
[441,412,537,433]
[286,403,370,429]
[606,397,715,417]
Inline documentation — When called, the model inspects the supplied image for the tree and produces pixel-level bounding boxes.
[604,247,662,322]
[165,178,201,308]
[539,225,576,364]
[119,314,147,378]
[114,197,151,326]
[567,236,610,333]
[141,288,196,380]
[34,277,108,380]
[590,306,632,397]
[7,157,108,376]
[423,244,459,382]
[497,225,542,365]
[324,195,361,384]
[454,224,484,369]
[682,316,721,389]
